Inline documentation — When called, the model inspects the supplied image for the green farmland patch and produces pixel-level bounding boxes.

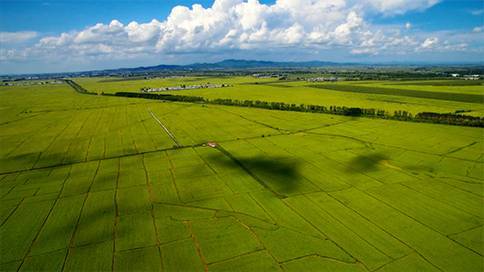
[73,77,484,117]
[0,80,482,271]
[309,83,484,103]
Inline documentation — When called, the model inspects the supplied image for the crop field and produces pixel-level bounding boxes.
[76,77,484,117]
[308,84,483,104]
[0,80,483,271]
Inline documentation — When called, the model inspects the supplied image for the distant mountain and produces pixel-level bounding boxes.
[105,59,357,74]
[2,59,358,78]
[186,59,352,69]
[104,64,181,73]
[3,59,484,78]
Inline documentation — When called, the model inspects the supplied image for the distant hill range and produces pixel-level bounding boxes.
[98,59,482,75]
[3,59,483,78]
[104,59,356,73]
[188,59,352,69]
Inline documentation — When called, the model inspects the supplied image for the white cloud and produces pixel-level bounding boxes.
[405,22,412,29]
[22,0,369,57]
[351,47,378,55]
[420,37,438,49]
[0,31,38,44]
[0,0,477,67]
[126,19,162,43]
[473,26,483,33]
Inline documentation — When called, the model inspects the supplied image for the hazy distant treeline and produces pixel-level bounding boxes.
[64,80,97,95]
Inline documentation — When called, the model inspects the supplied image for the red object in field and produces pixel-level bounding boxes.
[207,142,217,148]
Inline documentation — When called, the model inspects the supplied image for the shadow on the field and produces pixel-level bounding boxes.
[31,195,116,249]
[405,165,435,174]
[346,152,388,172]
[206,153,303,195]
[0,153,37,172]
[2,149,107,172]
[0,151,76,173]
[91,172,117,190]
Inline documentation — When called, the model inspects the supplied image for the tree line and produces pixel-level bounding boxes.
[110,91,483,127]
[114,91,205,102]
[63,80,97,95]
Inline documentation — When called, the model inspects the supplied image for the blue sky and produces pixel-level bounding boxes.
[0,0,219,33]
[1,0,481,33]
[371,0,483,31]
[0,0,483,74]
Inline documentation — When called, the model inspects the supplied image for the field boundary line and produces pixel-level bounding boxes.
[0,143,202,176]
[60,160,102,271]
[229,215,283,270]
[1,124,479,177]
[305,194,397,260]
[84,107,106,161]
[185,220,209,272]
[212,106,288,132]
[307,131,482,164]
[441,141,478,156]
[327,192,446,272]
[278,197,361,269]
[62,111,96,165]
[306,83,484,104]
[279,253,360,265]
[362,188,484,262]
[31,111,81,168]
[141,154,164,270]
[156,201,277,227]
[0,113,42,127]
[397,182,483,220]
[67,79,484,128]
[268,140,442,270]
[4,113,73,158]
[148,109,180,147]
[16,165,73,271]
[214,145,286,199]
[111,157,121,272]
[447,234,484,257]
[206,249,266,266]
[135,105,159,153]
[24,101,159,115]
[0,198,24,228]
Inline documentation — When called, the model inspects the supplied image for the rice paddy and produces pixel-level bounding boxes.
[0,78,482,271]
[75,77,484,117]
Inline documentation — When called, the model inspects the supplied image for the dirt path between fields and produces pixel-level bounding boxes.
[148,109,181,147]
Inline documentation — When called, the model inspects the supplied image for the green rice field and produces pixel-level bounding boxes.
[76,77,484,117]
[0,79,483,271]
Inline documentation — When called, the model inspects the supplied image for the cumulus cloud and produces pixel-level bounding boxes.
[0,31,38,44]
[0,0,476,65]
[420,37,439,49]
[20,0,370,58]
[473,26,483,33]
